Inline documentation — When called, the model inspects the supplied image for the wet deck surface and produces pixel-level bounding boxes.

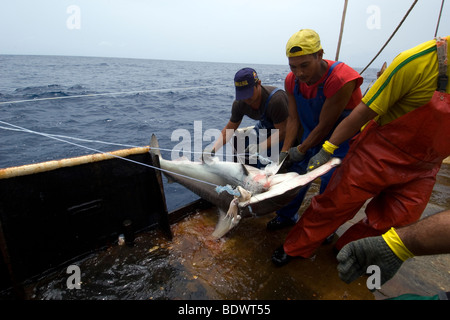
[13,161,450,300]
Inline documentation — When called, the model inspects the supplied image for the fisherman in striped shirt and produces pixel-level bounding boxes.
[273,36,450,266]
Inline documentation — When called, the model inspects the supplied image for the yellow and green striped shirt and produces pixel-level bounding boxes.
[363,37,449,126]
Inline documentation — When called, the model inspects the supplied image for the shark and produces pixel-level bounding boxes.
[149,134,341,237]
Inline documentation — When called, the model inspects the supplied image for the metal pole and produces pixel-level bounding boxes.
[335,0,349,61]
[434,0,445,37]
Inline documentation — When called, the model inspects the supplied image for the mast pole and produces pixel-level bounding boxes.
[335,0,349,61]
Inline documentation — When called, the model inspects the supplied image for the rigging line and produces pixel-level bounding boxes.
[434,0,445,37]
[360,0,419,75]
[0,122,210,157]
[0,125,141,148]
[0,84,229,106]
[1,120,270,166]
[0,120,220,188]
[0,125,220,156]
[1,120,263,157]
[0,122,249,157]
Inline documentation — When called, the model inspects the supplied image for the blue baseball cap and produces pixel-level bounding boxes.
[234,68,259,100]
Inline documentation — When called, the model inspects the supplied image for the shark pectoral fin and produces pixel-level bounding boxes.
[236,186,252,202]
[231,214,241,228]
[212,198,241,239]
[226,198,239,217]
[212,210,232,239]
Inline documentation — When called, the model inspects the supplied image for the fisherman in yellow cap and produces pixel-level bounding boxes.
[267,29,363,231]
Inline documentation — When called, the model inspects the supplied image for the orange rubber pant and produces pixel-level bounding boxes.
[283,125,441,258]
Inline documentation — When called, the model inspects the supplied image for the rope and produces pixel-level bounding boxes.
[0,119,281,200]
[0,120,220,188]
[0,72,275,195]
[434,0,445,37]
[0,125,141,149]
[0,120,272,194]
[360,0,419,75]
[0,84,229,106]
[0,123,251,158]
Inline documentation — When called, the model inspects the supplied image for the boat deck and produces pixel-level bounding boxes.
[16,160,449,300]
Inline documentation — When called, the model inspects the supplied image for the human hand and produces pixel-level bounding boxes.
[307,148,332,172]
[202,146,215,162]
[336,235,404,289]
[278,151,289,165]
[288,145,306,162]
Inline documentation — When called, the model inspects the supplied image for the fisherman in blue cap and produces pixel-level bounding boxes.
[205,68,289,167]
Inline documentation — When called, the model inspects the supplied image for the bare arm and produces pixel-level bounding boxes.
[397,210,450,256]
[328,100,379,147]
[337,209,450,286]
[281,92,300,152]
[259,119,287,152]
[212,120,240,152]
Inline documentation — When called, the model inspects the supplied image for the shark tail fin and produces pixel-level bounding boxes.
[149,134,162,158]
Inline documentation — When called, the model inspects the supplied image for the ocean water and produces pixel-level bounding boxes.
[0,54,376,211]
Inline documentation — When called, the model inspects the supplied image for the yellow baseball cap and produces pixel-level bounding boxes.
[286,29,322,57]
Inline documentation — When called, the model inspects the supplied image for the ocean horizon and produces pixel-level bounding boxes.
[0,54,377,210]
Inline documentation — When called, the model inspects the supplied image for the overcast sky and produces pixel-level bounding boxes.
[1,0,448,68]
